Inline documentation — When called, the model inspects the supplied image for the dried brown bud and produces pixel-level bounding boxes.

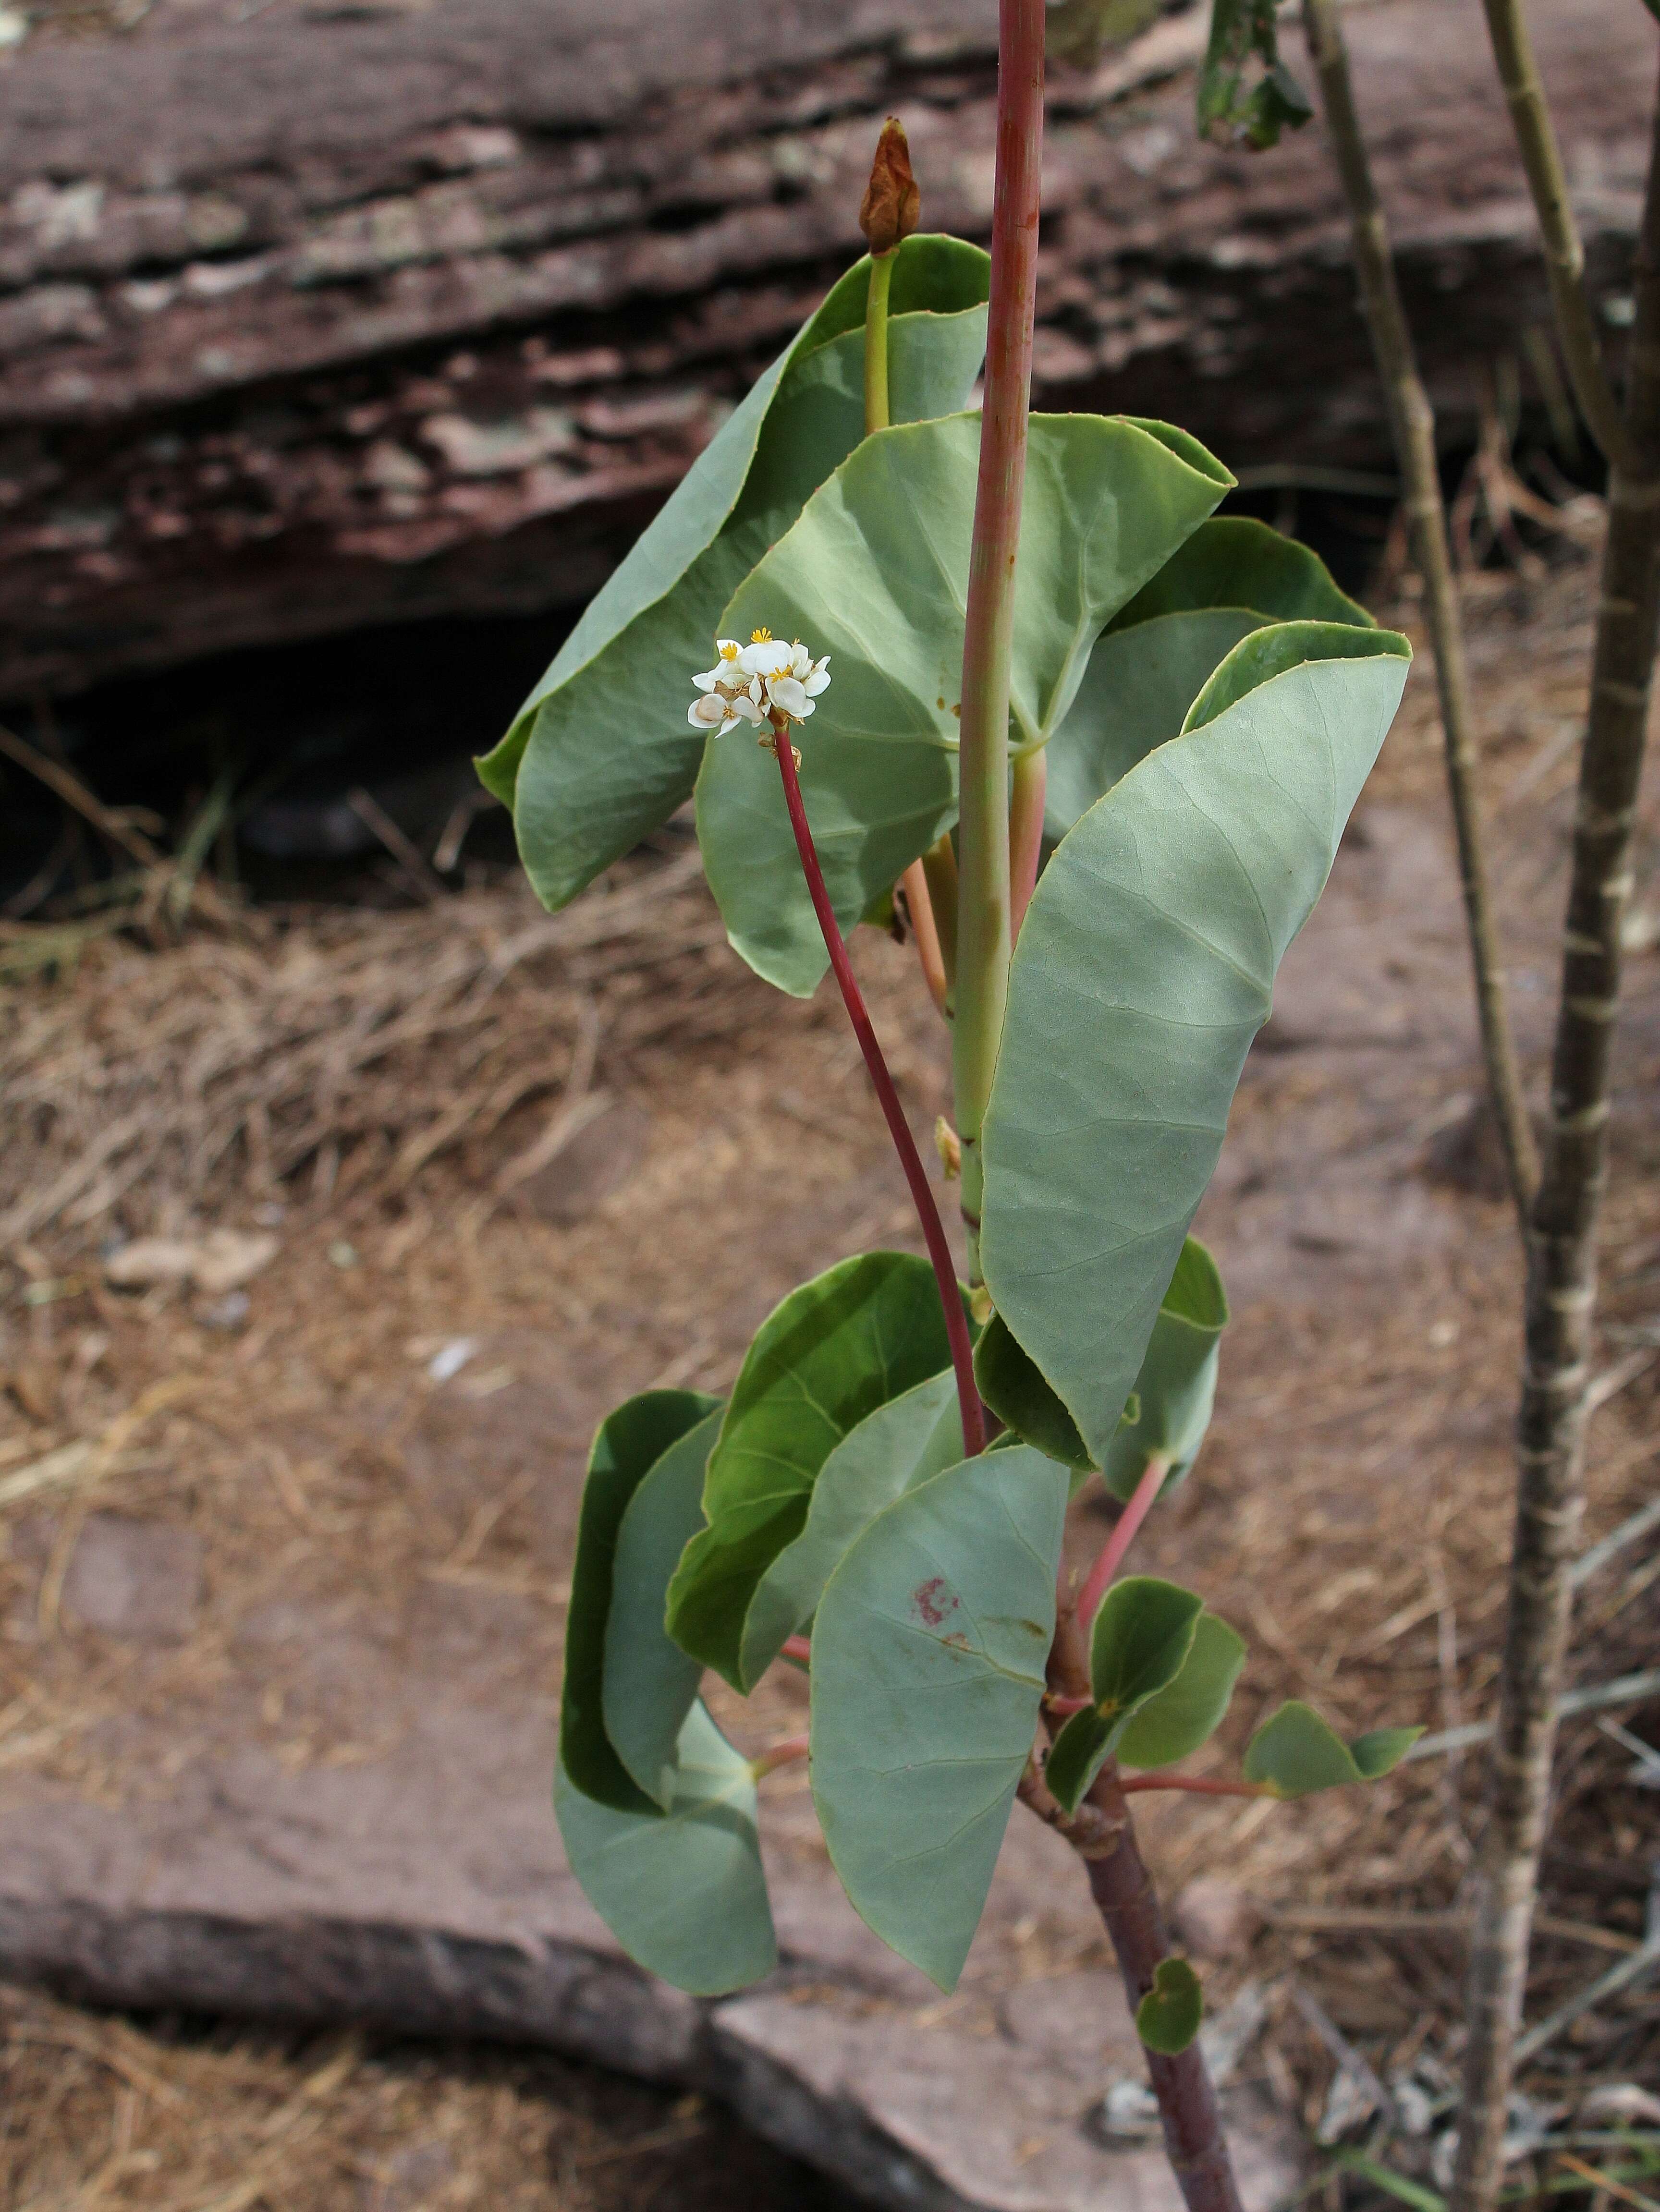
[858,118,920,257]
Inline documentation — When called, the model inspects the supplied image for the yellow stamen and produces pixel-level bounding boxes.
[718,642,739,661]
[749,627,773,644]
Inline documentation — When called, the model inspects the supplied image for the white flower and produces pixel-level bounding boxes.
[689,629,830,737]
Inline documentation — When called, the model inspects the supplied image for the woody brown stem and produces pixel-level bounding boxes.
[1452,60,1660,2212]
[1029,1596,1245,2212]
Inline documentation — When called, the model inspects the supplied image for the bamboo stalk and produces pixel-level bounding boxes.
[952,0,1043,1281]
[1300,0,1538,1230]
[1477,0,1638,478]
[1451,62,1660,2212]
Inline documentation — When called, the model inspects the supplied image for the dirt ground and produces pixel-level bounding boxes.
[1,532,1658,2209]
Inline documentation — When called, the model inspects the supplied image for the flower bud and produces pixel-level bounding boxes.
[858,117,921,257]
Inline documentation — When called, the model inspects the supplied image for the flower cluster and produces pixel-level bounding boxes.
[689,630,830,738]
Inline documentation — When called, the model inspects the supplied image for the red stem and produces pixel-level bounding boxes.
[781,1633,812,1667]
[772,729,987,1457]
[1076,1455,1170,1628]
[751,1732,811,1777]
[1120,1774,1270,1800]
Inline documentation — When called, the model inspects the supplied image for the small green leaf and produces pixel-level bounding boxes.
[1045,1576,1206,1811]
[974,1312,1093,1469]
[1103,1237,1229,1504]
[1045,516,1369,838]
[555,1702,776,1995]
[484,234,989,911]
[810,1444,1068,1992]
[1197,0,1313,150]
[981,630,1410,1466]
[603,1408,722,1808]
[562,1388,721,1813]
[739,1367,962,1687]
[1335,2153,1447,2212]
[1136,1956,1204,2055]
[1243,1701,1425,1798]
[698,411,1232,996]
[1116,1611,1247,1771]
[666,1252,962,1689]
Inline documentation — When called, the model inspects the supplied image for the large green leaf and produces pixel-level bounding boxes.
[1243,1702,1423,1798]
[603,1408,722,1808]
[980,625,1410,1464]
[666,1251,961,1690]
[1045,1575,1205,1811]
[1045,517,1369,837]
[810,1444,1068,1992]
[1102,1236,1229,1503]
[561,1388,721,1813]
[481,235,990,910]
[697,412,1233,996]
[555,1701,776,1994]
[1115,1610,1246,1770]
[738,1366,961,1689]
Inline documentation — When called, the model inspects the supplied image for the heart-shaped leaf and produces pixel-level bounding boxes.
[1243,1701,1424,1798]
[603,1406,722,1808]
[1103,1237,1229,1503]
[562,1388,721,1813]
[980,624,1410,1464]
[1137,1956,1205,2054]
[810,1443,1068,1992]
[697,411,1233,995]
[481,235,990,911]
[555,1701,776,1995]
[1115,1611,1247,1770]
[1045,1575,1206,1811]
[666,1251,963,1689]
[738,1365,962,1688]
[1045,516,1369,837]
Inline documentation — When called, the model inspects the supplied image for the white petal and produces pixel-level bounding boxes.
[769,675,809,717]
[736,642,772,675]
[810,656,830,679]
[802,669,830,697]
[795,696,816,718]
[692,668,721,692]
[689,693,731,729]
[730,692,765,724]
[788,643,812,679]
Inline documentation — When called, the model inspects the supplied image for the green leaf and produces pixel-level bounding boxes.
[1115,1611,1247,1770]
[1047,0,1158,66]
[810,1443,1068,1992]
[974,1312,1093,1469]
[738,1366,962,1688]
[555,1702,776,1995]
[1197,0,1314,149]
[980,626,1410,1465]
[603,1407,722,1808]
[1335,2154,1447,2212]
[1136,1957,1205,2055]
[1243,1701,1424,1798]
[482,235,989,910]
[1102,1236,1229,1504]
[561,1388,721,1813]
[1045,1575,1206,1811]
[1046,517,1370,837]
[697,411,1233,996]
[1185,620,1409,734]
[666,1251,963,1689]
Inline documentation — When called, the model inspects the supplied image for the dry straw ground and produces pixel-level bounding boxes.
[0,532,1656,2209]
